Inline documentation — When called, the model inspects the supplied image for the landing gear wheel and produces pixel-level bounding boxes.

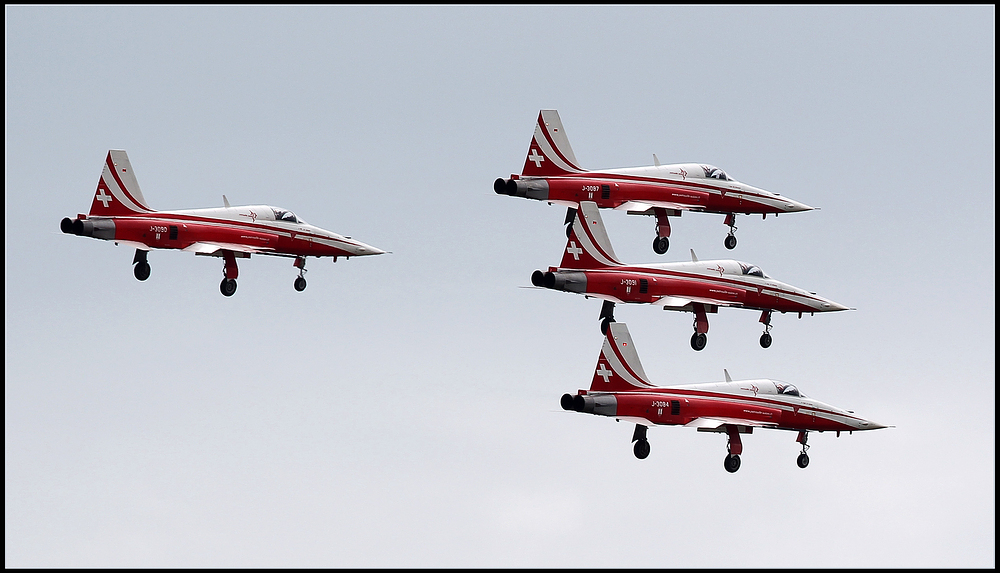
[294,277,307,292]
[690,332,707,351]
[601,317,615,335]
[760,332,772,348]
[633,439,650,460]
[652,236,669,255]
[133,262,151,281]
[220,278,237,297]
[797,453,810,469]
[724,454,741,473]
[724,235,738,250]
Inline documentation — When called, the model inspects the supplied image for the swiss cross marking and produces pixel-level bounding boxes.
[566,241,583,260]
[596,363,612,383]
[95,188,112,208]
[528,148,544,168]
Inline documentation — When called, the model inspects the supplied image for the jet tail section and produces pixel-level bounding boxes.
[559,201,622,268]
[89,150,153,216]
[521,110,585,177]
[590,322,656,392]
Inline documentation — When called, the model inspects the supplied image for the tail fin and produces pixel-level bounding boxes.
[590,322,656,392]
[560,201,622,268]
[89,150,153,216]
[521,110,585,177]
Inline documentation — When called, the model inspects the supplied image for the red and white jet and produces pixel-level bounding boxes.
[562,321,888,472]
[495,110,813,254]
[61,150,386,296]
[531,201,850,350]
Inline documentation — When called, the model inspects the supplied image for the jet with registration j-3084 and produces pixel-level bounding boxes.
[495,109,814,254]
[530,201,850,351]
[61,150,386,296]
[561,321,889,473]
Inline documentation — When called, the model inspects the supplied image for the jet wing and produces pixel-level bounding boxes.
[114,240,151,251]
[616,200,703,214]
[182,241,275,255]
[684,417,779,430]
[655,295,737,308]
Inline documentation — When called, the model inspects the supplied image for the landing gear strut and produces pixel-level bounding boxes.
[220,250,238,297]
[759,310,773,348]
[564,207,577,239]
[724,425,743,473]
[796,431,810,469]
[652,208,671,254]
[132,249,150,281]
[724,213,738,250]
[600,300,616,335]
[293,256,308,292]
[690,303,709,351]
[632,424,650,460]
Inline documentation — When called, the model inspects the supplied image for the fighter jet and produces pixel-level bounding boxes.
[562,321,888,472]
[495,110,813,253]
[61,150,386,296]
[530,201,849,350]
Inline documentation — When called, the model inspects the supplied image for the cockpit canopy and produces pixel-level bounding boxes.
[738,262,768,278]
[774,382,803,397]
[700,164,730,181]
[271,208,300,224]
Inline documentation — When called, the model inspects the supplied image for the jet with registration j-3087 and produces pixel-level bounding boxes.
[561,321,889,473]
[495,109,813,253]
[530,201,850,351]
[61,150,386,296]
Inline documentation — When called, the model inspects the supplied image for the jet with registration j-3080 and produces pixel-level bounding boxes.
[530,201,850,351]
[61,150,386,296]
[495,109,814,253]
[562,321,888,473]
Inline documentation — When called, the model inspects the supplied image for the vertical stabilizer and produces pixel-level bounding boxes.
[590,322,656,392]
[521,110,585,177]
[559,201,622,268]
[89,150,153,216]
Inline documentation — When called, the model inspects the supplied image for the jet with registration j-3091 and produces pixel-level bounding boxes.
[562,321,889,473]
[495,109,814,254]
[61,150,386,296]
[530,201,850,351]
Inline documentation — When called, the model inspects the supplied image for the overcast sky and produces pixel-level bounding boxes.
[5,5,994,568]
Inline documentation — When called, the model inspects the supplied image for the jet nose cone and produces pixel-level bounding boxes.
[783,199,814,212]
[857,419,890,430]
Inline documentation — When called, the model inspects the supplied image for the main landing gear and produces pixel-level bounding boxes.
[724,213,738,250]
[599,301,616,335]
[796,431,810,469]
[632,424,650,459]
[723,425,743,473]
[219,250,239,297]
[651,207,671,255]
[690,303,710,351]
[759,310,773,348]
[293,256,308,292]
[132,249,151,281]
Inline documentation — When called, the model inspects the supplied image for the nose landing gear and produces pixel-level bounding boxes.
[724,213,738,250]
[293,256,308,292]
[759,310,773,348]
[796,431,810,469]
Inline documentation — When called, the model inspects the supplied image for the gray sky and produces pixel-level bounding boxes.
[5,5,994,568]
